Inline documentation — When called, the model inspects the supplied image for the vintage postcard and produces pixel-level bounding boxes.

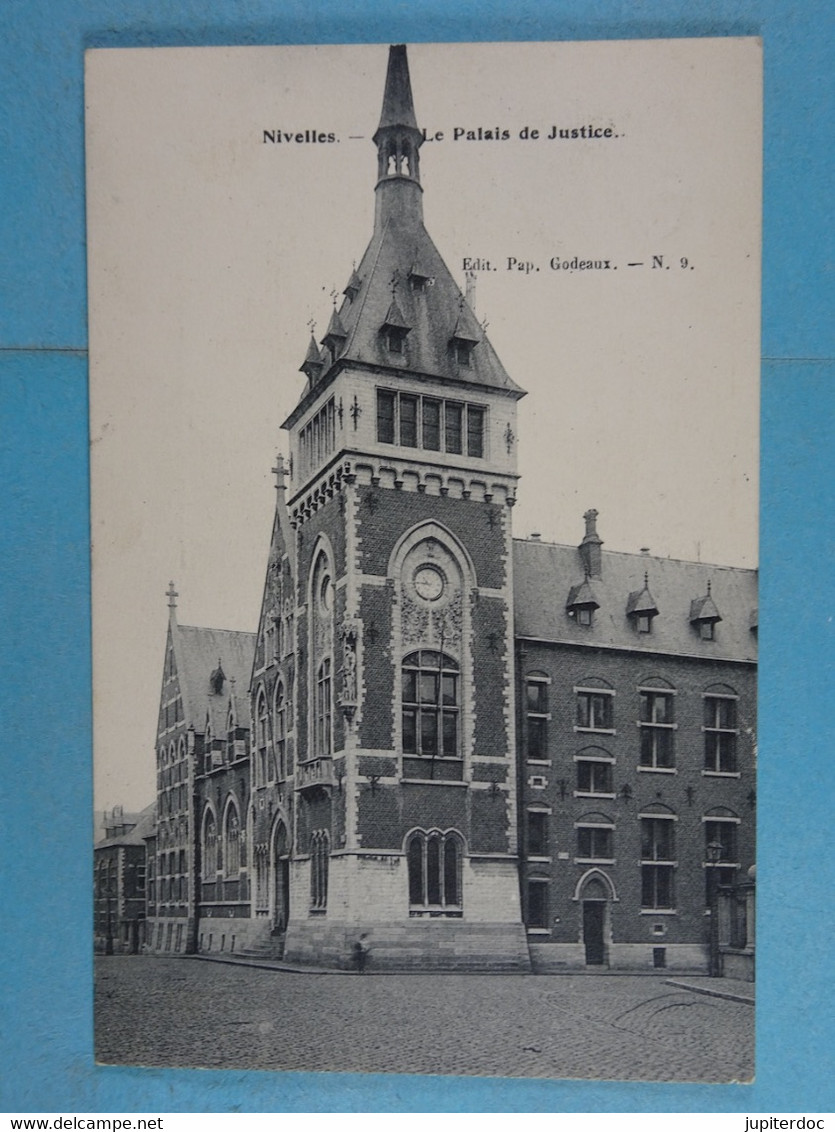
[87,39,761,1081]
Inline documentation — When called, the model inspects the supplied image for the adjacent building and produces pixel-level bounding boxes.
[94,803,155,953]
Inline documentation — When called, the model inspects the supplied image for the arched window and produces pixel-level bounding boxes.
[226,707,236,762]
[255,689,268,785]
[315,660,332,757]
[639,806,677,910]
[202,810,218,879]
[402,651,460,779]
[638,679,676,770]
[406,829,463,913]
[274,681,287,781]
[703,685,739,774]
[525,672,550,761]
[224,804,241,876]
[310,830,329,910]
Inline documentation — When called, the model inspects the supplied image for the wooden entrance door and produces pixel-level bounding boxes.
[583,900,605,965]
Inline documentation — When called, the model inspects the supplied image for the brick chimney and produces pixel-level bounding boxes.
[579,509,603,577]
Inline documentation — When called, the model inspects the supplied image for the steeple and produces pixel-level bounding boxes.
[372,45,424,230]
[166,580,178,624]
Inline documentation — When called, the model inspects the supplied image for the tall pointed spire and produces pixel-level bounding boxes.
[372,45,424,229]
[374,44,419,135]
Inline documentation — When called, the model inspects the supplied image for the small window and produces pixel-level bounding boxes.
[577,825,613,860]
[700,621,715,641]
[637,613,652,634]
[467,406,484,457]
[399,395,418,447]
[576,759,613,796]
[387,328,405,353]
[445,403,463,454]
[527,810,549,856]
[576,690,614,731]
[577,607,593,627]
[704,819,739,904]
[422,399,441,451]
[377,390,395,444]
[456,342,472,366]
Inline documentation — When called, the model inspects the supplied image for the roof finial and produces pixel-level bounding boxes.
[644,570,649,588]
[272,452,287,493]
[707,579,712,595]
[166,580,178,612]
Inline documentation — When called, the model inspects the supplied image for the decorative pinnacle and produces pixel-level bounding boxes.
[272,453,287,492]
[166,581,178,610]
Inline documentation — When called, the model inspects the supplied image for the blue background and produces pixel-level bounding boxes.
[1,0,832,1113]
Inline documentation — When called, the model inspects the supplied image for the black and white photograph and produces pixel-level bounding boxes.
[87,39,761,1082]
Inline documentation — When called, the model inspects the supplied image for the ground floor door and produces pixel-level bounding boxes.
[274,857,290,934]
[583,900,605,965]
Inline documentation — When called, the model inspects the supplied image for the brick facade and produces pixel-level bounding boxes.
[136,45,755,975]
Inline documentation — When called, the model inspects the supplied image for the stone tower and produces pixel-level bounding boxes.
[257,45,529,969]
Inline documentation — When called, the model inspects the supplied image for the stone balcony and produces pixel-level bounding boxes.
[295,756,334,795]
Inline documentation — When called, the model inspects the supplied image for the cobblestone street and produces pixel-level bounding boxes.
[95,957,753,1082]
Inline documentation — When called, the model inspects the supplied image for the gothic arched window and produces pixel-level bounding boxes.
[402,651,460,779]
[255,689,269,785]
[310,829,329,911]
[406,829,463,914]
[224,804,241,877]
[315,660,332,757]
[202,810,218,879]
[274,680,287,780]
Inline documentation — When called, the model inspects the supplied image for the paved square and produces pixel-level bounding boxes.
[95,957,753,1082]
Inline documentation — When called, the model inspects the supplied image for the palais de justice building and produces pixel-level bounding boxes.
[144,46,756,974]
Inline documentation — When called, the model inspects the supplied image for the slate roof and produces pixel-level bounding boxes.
[172,624,256,729]
[513,538,757,664]
[95,802,156,849]
[294,219,524,407]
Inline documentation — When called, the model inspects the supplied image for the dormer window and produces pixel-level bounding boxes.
[343,268,362,302]
[627,573,659,634]
[387,327,406,353]
[450,305,480,369]
[381,297,411,356]
[690,582,722,641]
[409,263,431,292]
[210,663,225,695]
[567,578,599,627]
[321,307,348,365]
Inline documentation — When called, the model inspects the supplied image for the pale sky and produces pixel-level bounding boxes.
[86,39,761,812]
